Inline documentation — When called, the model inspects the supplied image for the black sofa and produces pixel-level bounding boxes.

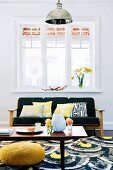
[9,97,104,136]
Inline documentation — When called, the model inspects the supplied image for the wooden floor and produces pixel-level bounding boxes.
[100,130,113,136]
[86,130,113,137]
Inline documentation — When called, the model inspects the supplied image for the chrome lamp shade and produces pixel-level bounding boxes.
[45,0,73,24]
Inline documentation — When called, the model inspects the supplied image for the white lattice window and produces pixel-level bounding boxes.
[13,18,100,92]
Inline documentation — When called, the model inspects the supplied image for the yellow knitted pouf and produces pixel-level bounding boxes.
[0,142,45,166]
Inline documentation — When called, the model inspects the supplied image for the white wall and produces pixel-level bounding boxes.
[0,0,113,129]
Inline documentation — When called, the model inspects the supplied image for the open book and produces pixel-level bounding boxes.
[0,128,13,136]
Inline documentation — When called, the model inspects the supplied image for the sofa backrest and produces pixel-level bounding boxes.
[17,97,95,117]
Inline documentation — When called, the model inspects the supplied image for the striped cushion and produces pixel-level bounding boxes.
[71,102,87,117]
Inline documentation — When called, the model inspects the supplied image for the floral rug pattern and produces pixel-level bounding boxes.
[0,136,113,170]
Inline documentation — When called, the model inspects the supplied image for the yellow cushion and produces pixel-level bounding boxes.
[20,105,44,117]
[54,104,74,117]
[33,101,52,117]
[0,142,45,166]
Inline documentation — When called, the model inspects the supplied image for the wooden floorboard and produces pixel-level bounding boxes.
[86,130,113,137]
[101,130,113,136]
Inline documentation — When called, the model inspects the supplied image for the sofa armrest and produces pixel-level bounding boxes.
[95,109,105,112]
[95,109,105,137]
[8,109,17,127]
[95,108,104,121]
[95,109,105,119]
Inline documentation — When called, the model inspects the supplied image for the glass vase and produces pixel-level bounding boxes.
[67,124,72,131]
[47,126,52,134]
[52,114,66,132]
[78,76,84,88]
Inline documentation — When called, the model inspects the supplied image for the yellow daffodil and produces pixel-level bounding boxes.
[75,67,92,74]
[84,67,92,73]
[45,119,52,127]
[71,67,92,88]
[70,76,74,80]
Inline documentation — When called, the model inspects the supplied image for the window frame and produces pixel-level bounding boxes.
[11,17,102,93]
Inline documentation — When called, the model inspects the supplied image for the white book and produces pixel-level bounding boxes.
[0,128,13,136]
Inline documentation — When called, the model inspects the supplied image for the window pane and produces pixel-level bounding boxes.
[71,24,92,87]
[22,26,41,48]
[22,37,31,48]
[20,26,42,88]
[81,40,90,48]
[47,48,65,86]
[71,49,90,86]
[32,37,41,48]
[47,26,66,87]
[22,48,42,87]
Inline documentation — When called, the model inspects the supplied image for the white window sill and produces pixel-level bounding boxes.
[10,88,102,93]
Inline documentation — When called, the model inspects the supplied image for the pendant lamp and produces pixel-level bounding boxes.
[45,0,73,24]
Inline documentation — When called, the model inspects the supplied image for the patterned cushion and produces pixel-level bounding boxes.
[71,102,87,117]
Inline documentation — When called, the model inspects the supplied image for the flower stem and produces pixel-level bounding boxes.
[78,75,84,88]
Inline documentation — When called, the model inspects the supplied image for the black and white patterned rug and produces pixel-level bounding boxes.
[0,136,113,170]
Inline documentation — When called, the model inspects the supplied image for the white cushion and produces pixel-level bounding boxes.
[20,105,44,117]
